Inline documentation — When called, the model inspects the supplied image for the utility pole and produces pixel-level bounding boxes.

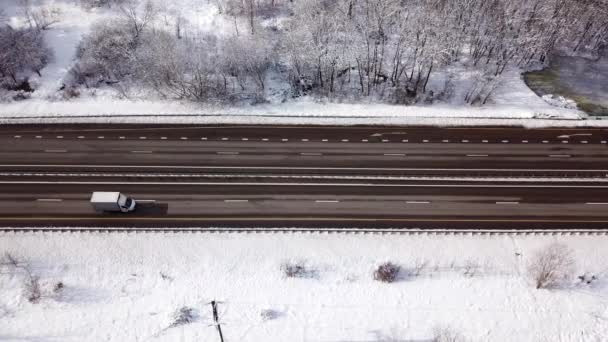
[210,300,225,342]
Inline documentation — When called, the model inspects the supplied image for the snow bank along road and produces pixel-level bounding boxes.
[0,124,607,229]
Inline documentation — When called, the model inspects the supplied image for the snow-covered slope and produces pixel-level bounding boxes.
[1,232,607,341]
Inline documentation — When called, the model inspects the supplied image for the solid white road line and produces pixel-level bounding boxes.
[36,198,63,202]
[44,150,67,153]
[3,165,607,172]
[2,181,608,188]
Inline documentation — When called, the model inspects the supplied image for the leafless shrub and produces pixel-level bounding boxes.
[29,6,62,30]
[170,306,197,327]
[260,309,281,321]
[61,86,80,99]
[80,0,129,9]
[462,260,480,278]
[24,274,41,303]
[432,325,466,342]
[412,259,429,277]
[0,26,53,88]
[53,281,65,294]
[374,262,401,283]
[281,260,317,279]
[528,242,576,289]
[2,253,44,304]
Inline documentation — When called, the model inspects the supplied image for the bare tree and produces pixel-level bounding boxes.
[29,6,62,30]
[528,242,576,289]
[119,0,158,40]
[0,26,53,86]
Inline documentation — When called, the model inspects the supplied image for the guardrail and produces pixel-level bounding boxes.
[1,227,607,236]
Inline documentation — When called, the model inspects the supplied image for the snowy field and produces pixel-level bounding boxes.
[1,0,604,127]
[1,231,607,341]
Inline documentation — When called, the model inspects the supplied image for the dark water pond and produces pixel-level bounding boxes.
[524,54,608,116]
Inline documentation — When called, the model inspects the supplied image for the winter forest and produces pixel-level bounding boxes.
[1,0,607,106]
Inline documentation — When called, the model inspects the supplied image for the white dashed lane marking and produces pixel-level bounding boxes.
[36,198,63,202]
[496,201,519,205]
[406,201,431,204]
[44,150,67,153]
[315,200,340,203]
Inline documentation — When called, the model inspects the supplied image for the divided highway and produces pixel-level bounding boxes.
[1,124,607,229]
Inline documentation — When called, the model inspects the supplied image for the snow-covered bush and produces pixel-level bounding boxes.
[71,20,136,87]
[28,6,62,30]
[528,242,576,289]
[170,306,198,327]
[432,325,466,342]
[281,260,317,278]
[374,262,401,283]
[0,26,52,90]
[260,309,281,321]
[24,274,42,303]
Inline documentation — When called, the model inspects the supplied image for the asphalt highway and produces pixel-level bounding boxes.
[0,124,607,229]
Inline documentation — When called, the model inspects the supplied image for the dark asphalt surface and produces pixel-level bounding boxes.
[0,124,607,229]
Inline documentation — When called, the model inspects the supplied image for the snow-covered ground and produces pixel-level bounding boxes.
[1,231,607,341]
[2,0,605,127]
